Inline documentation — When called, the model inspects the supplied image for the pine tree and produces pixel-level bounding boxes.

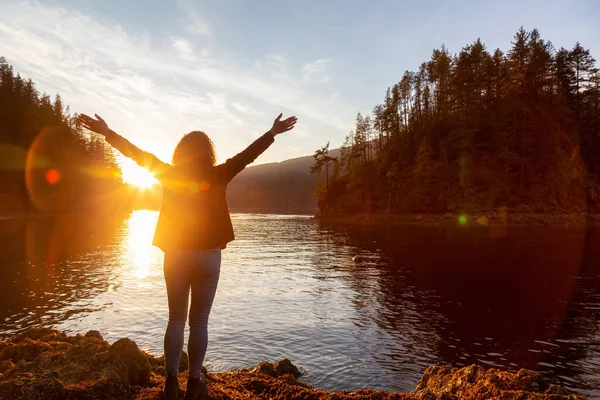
[0,57,126,214]
[312,28,599,215]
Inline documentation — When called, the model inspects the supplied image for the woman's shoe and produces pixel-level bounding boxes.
[184,373,208,400]
[163,373,179,400]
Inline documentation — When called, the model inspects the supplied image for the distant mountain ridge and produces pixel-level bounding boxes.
[226,147,341,213]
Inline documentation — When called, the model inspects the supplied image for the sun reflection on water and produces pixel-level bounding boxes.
[124,210,160,279]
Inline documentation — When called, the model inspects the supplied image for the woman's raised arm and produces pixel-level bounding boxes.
[78,113,170,177]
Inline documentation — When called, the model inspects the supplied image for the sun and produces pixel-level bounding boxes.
[120,159,158,188]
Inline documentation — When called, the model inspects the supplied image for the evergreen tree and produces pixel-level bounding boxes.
[315,29,599,215]
[0,57,126,214]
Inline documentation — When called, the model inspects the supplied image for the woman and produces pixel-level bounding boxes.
[78,112,297,400]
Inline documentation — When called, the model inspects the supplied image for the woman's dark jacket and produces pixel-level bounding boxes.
[105,131,275,252]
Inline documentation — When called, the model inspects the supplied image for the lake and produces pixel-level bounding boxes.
[0,211,599,397]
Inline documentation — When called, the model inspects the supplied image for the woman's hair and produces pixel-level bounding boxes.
[171,131,216,170]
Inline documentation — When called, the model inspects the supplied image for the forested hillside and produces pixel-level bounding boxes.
[0,57,128,214]
[313,28,600,216]
[227,147,340,213]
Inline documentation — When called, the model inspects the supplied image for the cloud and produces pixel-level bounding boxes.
[232,102,250,114]
[186,19,211,36]
[0,1,355,164]
[301,59,331,84]
[177,0,212,37]
[171,37,197,61]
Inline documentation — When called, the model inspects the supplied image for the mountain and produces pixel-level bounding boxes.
[226,147,341,214]
[127,147,340,214]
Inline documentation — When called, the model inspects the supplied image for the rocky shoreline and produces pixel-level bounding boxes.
[0,329,585,399]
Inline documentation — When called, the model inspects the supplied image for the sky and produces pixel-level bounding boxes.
[1,0,599,170]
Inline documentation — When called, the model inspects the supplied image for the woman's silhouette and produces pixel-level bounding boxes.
[78,112,297,400]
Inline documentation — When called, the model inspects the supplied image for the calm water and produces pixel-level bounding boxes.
[1,211,599,396]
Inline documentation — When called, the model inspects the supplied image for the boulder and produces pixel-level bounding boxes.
[273,358,301,378]
[108,338,151,386]
[413,364,584,399]
[251,361,276,377]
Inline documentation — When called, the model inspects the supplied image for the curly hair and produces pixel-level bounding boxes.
[171,131,216,170]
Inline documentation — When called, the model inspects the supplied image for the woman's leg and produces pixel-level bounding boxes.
[187,248,221,377]
[163,251,191,375]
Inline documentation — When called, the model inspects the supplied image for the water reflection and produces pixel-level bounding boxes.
[0,212,598,396]
[125,210,157,279]
[321,222,600,396]
[0,214,122,337]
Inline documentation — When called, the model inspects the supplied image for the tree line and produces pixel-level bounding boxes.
[0,57,131,214]
[312,28,600,216]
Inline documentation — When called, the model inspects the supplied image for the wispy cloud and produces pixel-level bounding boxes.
[0,1,354,164]
[302,59,331,84]
[171,37,198,61]
[178,0,212,37]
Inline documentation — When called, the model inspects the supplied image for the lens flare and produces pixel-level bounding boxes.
[45,168,60,184]
[458,214,468,225]
[25,127,70,213]
[476,216,490,226]
[189,182,199,193]
[188,181,210,193]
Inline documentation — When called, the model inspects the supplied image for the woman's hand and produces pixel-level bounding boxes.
[78,113,111,136]
[269,114,297,136]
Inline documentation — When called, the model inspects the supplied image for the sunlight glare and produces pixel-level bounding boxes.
[121,159,158,188]
[126,210,157,279]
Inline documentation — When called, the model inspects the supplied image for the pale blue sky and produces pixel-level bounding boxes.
[1,0,598,169]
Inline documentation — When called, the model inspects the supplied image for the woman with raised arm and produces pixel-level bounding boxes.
[78,113,297,400]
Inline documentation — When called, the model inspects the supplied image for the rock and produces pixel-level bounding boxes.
[146,353,166,377]
[414,388,436,400]
[515,368,546,391]
[178,350,189,373]
[547,384,570,395]
[273,358,300,377]
[69,333,84,343]
[460,364,483,384]
[0,360,14,374]
[108,338,151,386]
[0,372,66,400]
[0,339,52,362]
[14,359,28,370]
[0,329,583,400]
[251,361,275,377]
[12,328,58,343]
[53,342,70,352]
[18,375,66,400]
[84,330,103,340]
[413,364,582,400]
